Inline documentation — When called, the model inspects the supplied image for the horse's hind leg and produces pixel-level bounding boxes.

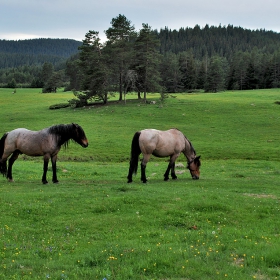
[42,154,50,184]
[0,158,8,177]
[7,150,20,182]
[141,154,151,183]
[51,155,59,183]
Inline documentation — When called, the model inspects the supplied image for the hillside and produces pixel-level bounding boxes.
[0,38,82,68]
[155,24,280,59]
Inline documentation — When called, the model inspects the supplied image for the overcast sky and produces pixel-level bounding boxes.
[1,0,280,42]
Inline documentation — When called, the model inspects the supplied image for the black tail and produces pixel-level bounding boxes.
[0,133,8,176]
[127,132,141,182]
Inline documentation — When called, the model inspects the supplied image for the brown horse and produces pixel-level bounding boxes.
[0,123,88,184]
[127,128,201,183]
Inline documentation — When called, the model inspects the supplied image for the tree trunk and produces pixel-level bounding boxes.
[119,73,123,101]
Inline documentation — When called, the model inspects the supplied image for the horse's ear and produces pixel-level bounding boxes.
[72,123,78,128]
[196,155,201,159]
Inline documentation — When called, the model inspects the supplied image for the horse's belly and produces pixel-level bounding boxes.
[19,146,44,156]
[152,150,170,157]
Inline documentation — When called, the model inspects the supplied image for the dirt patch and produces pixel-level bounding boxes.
[243,193,277,199]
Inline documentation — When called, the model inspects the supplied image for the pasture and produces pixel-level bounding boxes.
[0,88,280,279]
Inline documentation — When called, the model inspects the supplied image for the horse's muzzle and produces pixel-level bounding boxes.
[192,175,199,180]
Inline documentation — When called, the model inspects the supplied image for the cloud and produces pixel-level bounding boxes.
[0,0,279,41]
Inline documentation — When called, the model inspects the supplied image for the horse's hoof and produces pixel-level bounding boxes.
[127,180,132,183]
[42,181,48,184]
[53,181,59,184]
[164,177,169,181]
[8,179,14,182]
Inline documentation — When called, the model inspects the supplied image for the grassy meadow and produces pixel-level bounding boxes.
[0,88,280,279]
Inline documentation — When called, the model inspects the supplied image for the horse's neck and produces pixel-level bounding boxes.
[50,125,72,146]
[183,139,196,162]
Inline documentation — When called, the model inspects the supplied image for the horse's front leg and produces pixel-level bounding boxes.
[51,155,59,183]
[42,154,50,184]
[164,155,178,181]
[141,154,151,183]
[164,162,171,181]
[170,162,177,180]
[7,151,20,182]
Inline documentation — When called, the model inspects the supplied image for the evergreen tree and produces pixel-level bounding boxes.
[7,78,16,88]
[75,30,110,105]
[41,62,54,87]
[269,51,280,88]
[178,51,197,90]
[205,56,226,92]
[134,23,162,101]
[105,14,136,101]
[65,54,82,91]
[196,59,207,89]
[160,52,182,92]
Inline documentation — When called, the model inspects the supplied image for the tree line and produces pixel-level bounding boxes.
[1,16,280,98]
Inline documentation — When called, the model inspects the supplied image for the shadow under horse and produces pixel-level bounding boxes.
[127,128,201,183]
[0,123,88,184]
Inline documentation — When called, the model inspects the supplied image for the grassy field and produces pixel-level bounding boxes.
[0,88,280,279]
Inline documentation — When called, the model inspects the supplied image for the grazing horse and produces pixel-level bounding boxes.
[0,123,88,184]
[127,128,201,183]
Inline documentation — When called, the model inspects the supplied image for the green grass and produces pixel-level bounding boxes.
[0,88,280,279]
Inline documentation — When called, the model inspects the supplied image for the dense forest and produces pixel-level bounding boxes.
[156,25,280,57]
[1,18,280,97]
[0,38,81,68]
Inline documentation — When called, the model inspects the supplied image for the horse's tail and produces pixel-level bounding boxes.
[0,133,8,176]
[127,132,141,182]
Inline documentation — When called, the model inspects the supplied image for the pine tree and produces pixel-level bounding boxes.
[205,56,226,92]
[105,14,136,101]
[74,30,110,106]
[160,52,182,92]
[178,51,197,90]
[134,23,162,101]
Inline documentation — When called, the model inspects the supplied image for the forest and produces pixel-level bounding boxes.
[1,16,280,98]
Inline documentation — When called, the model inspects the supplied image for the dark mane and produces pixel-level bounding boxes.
[173,128,196,155]
[48,124,75,148]
[184,136,196,155]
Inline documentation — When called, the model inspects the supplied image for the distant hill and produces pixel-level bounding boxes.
[0,38,82,69]
[155,24,280,59]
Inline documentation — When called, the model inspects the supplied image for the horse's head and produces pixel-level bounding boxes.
[187,156,201,180]
[72,123,88,148]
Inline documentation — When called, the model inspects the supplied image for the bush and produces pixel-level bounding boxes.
[49,103,70,110]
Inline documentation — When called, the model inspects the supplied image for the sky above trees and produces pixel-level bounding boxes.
[1,0,280,41]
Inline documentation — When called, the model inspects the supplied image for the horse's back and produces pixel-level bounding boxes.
[5,128,51,156]
[139,128,185,156]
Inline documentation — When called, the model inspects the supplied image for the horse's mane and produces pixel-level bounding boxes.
[184,136,196,154]
[173,128,196,155]
[48,124,75,148]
